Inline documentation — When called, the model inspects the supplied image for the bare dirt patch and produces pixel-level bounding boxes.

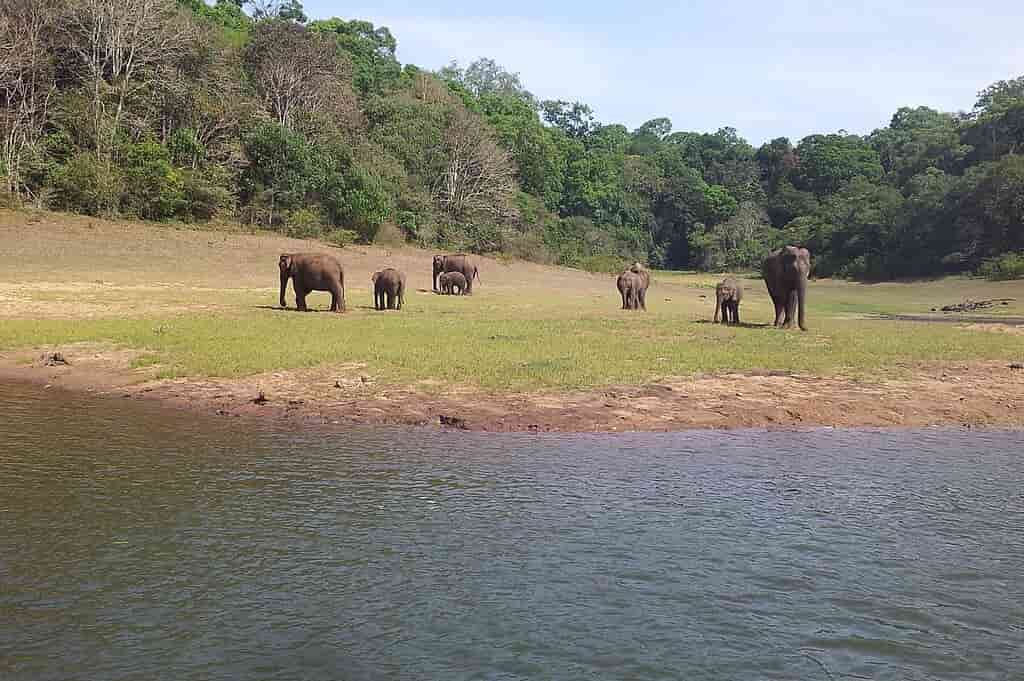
[3,347,1022,432]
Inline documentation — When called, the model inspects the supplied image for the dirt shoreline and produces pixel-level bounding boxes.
[4,347,1023,432]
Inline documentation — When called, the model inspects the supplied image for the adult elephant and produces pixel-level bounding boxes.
[628,262,650,310]
[372,268,406,310]
[279,253,346,312]
[617,270,644,310]
[432,254,479,294]
[762,246,810,330]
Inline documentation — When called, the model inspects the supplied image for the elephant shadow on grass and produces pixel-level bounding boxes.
[693,319,771,329]
[254,304,344,313]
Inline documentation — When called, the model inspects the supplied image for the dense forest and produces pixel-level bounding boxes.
[1,0,1022,278]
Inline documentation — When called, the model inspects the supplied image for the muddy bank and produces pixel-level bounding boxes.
[3,347,1023,432]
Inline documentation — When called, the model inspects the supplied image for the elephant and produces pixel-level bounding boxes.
[279,253,345,312]
[617,262,650,310]
[714,277,743,324]
[616,271,644,310]
[629,262,650,310]
[762,246,810,330]
[432,254,480,294]
[372,268,406,310]
[438,271,468,295]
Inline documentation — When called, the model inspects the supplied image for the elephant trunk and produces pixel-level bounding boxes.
[279,269,289,308]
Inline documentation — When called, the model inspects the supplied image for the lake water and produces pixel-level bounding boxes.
[1,383,1022,680]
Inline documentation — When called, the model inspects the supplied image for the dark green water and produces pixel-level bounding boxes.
[1,383,1022,680]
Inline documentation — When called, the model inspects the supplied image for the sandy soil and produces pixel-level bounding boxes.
[4,345,1023,432]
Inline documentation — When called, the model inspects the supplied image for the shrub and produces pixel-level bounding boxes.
[978,252,1024,281]
[286,208,325,238]
[121,141,185,220]
[49,152,123,215]
[577,254,628,274]
[321,229,359,247]
[181,169,234,221]
[373,221,406,247]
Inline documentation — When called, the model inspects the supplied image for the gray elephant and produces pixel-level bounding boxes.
[438,271,468,295]
[372,268,406,310]
[616,271,643,310]
[762,246,810,330]
[714,277,743,324]
[432,254,480,294]
[279,253,345,312]
[617,262,650,310]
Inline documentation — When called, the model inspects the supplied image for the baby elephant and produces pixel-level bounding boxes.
[372,268,406,310]
[714,277,743,324]
[438,271,468,295]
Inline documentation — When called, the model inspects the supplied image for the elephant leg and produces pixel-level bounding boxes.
[714,297,721,323]
[784,289,797,328]
[733,302,740,325]
[296,287,308,312]
[329,290,339,313]
[773,297,785,327]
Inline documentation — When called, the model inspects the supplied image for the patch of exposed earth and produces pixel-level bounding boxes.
[3,344,1022,432]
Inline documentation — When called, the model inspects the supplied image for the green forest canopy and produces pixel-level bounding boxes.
[1,0,1022,279]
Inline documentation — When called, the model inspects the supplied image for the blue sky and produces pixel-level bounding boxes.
[303,0,1024,144]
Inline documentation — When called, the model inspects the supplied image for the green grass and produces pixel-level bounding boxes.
[2,285,1022,391]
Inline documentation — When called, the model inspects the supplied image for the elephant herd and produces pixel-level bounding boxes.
[278,245,812,330]
[619,246,812,330]
[277,251,482,313]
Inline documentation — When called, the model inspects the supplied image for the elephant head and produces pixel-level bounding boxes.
[432,255,445,291]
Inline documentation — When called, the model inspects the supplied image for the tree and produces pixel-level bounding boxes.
[962,75,1024,163]
[244,20,354,132]
[248,0,306,22]
[439,58,534,104]
[792,133,883,196]
[868,106,966,184]
[435,106,518,220]
[541,100,595,139]
[0,0,60,196]
[311,18,400,95]
[242,120,313,225]
[65,0,191,163]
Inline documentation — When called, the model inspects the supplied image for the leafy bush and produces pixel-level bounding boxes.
[121,141,185,220]
[576,254,628,274]
[321,229,359,247]
[181,168,234,221]
[978,252,1024,280]
[286,208,325,238]
[49,152,123,215]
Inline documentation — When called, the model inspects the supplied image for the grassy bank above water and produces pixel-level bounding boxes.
[2,210,1023,393]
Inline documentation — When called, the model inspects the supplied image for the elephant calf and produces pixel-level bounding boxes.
[279,253,345,312]
[714,277,743,324]
[438,271,468,295]
[372,268,406,310]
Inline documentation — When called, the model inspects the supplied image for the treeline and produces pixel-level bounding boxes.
[1,0,1022,279]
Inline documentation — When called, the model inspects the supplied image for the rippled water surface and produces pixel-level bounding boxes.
[1,383,1023,680]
